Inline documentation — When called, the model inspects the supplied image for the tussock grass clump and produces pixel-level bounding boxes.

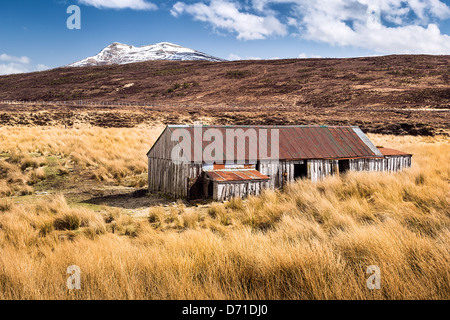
[208,203,232,226]
[0,161,30,196]
[0,198,13,212]
[0,151,50,196]
[225,197,244,211]
[29,167,46,184]
[20,155,46,171]
[103,208,122,224]
[181,211,206,229]
[148,206,165,225]
[53,212,81,231]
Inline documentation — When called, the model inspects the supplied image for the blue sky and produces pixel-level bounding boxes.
[1,0,450,74]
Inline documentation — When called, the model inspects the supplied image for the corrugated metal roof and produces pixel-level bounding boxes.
[378,147,412,156]
[165,125,384,162]
[212,164,254,170]
[205,170,270,182]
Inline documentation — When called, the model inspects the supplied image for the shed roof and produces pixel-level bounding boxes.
[205,170,270,182]
[378,147,412,156]
[154,125,383,162]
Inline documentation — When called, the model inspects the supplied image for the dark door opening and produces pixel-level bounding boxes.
[188,176,204,200]
[294,162,308,180]
[256,161,261,172]
[339,160,350,174]
[207,180,214,198]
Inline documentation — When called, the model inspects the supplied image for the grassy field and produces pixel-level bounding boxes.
[0,126,449,299]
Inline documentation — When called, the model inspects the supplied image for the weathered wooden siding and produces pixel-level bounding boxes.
[148,156,411,199]
[148,158,203,198]
[147,127,203,198]
[383,155,412,172]
[257,156,411,186]
[258,161,301,189]
[307,160,338,182]
[349,158,383,171]
[258,160,339,185]
[349,156,411,173]
[213,181,266,201]
[258,161,283,189]
[147,127,184,161]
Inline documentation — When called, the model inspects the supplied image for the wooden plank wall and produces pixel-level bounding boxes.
[148,158,203,198]
[383,155,412,172]
[349,158,384,172]
[349,155,411,173]
[258,161,300,189]
[148,127,186,160]
[257,156,411,187]
[259,160,337,185]
[307,160,338,182]
[148,126,204,198]
[214,181,266,201]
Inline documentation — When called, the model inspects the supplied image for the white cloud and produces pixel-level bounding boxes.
[79,0,157,10]
[171,2,186,17]
[0,54,30,64]
[287,17,299,27]
[407,0,450,20]
[171,0,287,40]
[36,64,49,71]
[175,0,450,54]
[227,53,263,60]
[227,53,242,60]
[0,63,30,75]
[298,53,322,58]
[252,0,450,54]
[297,0,450,54]
[0,54,49,75]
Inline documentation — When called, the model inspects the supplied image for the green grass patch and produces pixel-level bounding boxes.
[10,194,43,204]
[151,67,192,76]
[67,201,105,212]
[33,156,71,192]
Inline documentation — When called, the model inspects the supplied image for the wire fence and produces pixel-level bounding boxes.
[0,100,278,110]
[0,99,177,108]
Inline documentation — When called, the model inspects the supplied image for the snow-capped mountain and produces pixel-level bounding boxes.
[68,42,225,67]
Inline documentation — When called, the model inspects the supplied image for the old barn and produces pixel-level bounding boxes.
[147,125,412,201]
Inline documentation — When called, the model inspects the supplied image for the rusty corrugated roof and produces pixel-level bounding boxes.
[205,170,270,182]
[378,147,412,156]
[166,125,384,162]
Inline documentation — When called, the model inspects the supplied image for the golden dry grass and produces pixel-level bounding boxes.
[0,126,164,195]
[0,126,448,299]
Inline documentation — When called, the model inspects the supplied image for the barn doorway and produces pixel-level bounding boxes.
[294,162,308,180]
[207,180,214,198]
[339,160,350,174]
[188,176,204,200]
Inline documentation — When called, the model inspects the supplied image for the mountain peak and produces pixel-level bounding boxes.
[68,42,225,67]
[155,42,180,46]
[108,42,129,47]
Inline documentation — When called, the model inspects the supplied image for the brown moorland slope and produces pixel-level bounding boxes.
[0,55,448,135]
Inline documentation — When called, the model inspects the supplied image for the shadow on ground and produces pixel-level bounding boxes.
[81,189,171,210]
